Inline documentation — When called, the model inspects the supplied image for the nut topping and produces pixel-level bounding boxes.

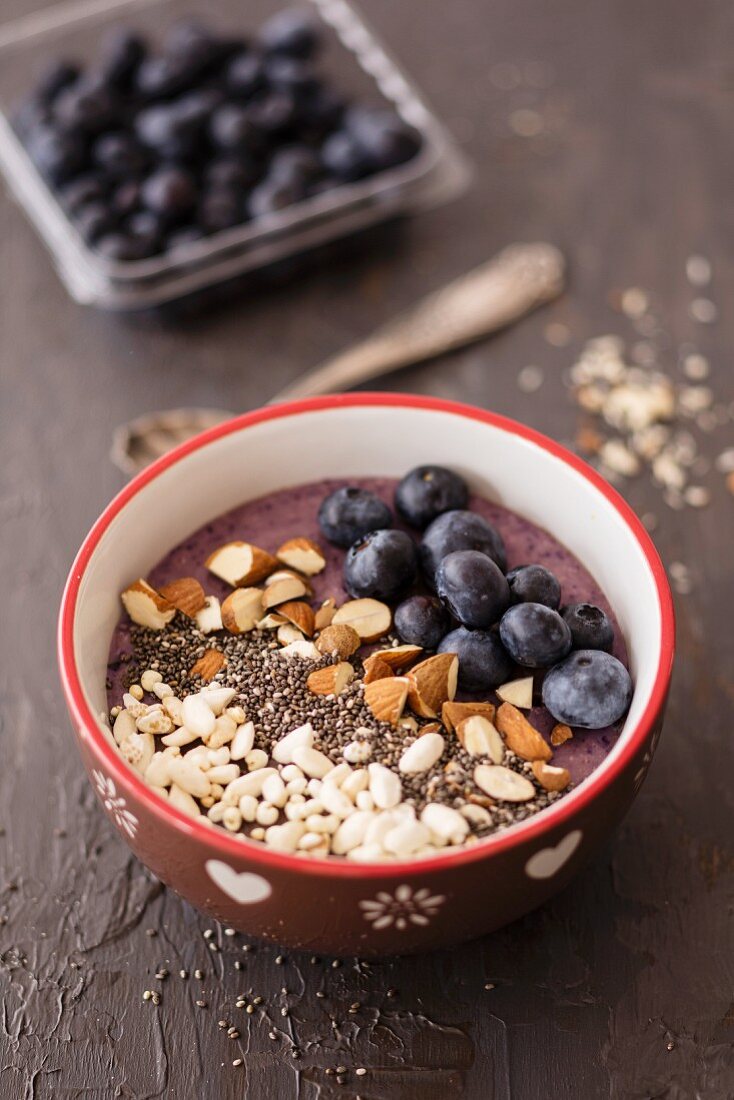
[276,537,327,576]
[441,700,496,733]
[205,541,278,587]
[455,715,504,762]
[158,576,207,618]
[262,574,310,609]
[495,702,553,762]
[190,649,226,682]
[121,579,175,630]
[221,587,264,634]
[370,645,423,670]
[277,600,316,637]
[406,653,458,718]
[306,662,355,697]
[362,654,394,684]
[531,761,571,792]
[496,676,534,710]
[316,623,361,659]
[474,764,535,802]
[550,723,574,746]
[364,676,410,725]
[332,598,392,642]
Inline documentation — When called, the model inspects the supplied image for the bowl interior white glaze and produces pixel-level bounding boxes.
[74,402,662,777]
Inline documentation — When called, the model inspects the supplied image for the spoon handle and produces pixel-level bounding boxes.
[270,242,565,403]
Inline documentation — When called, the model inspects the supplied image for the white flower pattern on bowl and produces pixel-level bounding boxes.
[92,770,138,838]
[359,885,446,930]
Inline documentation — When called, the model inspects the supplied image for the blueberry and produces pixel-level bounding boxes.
[269,144,321,186]
[27,126,87,185]
[394,595,450,650]
[59,173,108,211]
[438,627,515,692]
[344,529,417,602]
[247,176,302,218]
[74,201,117,242]
[126,209,164,244]
[205,156,260,190]
[111,179,142,216]
[13,96,52,138]
[300,85,345,133]
[436,550,510,630]
[166,225,205,250]
[135,55,194,100]
[226,51,266,98]
[561,603,614,651]
[95,232,157,261]
[395,465,469,529]
[135,100,209,160]
[98,29,146,87]
[346,106,421,171]
[54,76,118,133]
[92,132,148,178]
[35,60,80,104]
[248,91,297,134]
[198,187,243,233]
[499,603,572,668]
[210,104,262,154]
[542,650,632,728]
[321,129,371,181]
[318,486,392,548]
[259,9,320,59]
[141,167,197,220]
[264,55,318,94]
[420,510,507,588]
[506,564,561,609]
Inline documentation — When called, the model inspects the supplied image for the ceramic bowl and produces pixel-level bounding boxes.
[58,394,674,956]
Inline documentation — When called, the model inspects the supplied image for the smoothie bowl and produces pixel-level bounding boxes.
[58,394,674,955]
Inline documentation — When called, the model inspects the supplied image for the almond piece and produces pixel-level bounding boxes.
[205,541,277,587]
[277,623,305,646]
[266,568,314,595]
[550,723,574,747]
[158,576,207,618]
[406,654,458,718]
[256,612,288,630]
[316,623,361,659]
[362,654,394,684]
[307,662,354,697]
[190,649,226,681]
[121,579,175,630]
[441,700,496,733]
[314,598,337,631]
[455,715,504,762]
[370,645,423,670]
[277,600,315,637]
[531,760,571,792]
[195,596,223,635]
[332,598,391,643]
[418,722,443,736]
[221,587,264,634]
[364,676,410,725]
[495,702,552,762]
[262,574,309,608]
[474,764,535,802]
[276,537,327,576]
[496,676,534,710]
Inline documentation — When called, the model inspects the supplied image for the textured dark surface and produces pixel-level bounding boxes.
[1,0,733,1097]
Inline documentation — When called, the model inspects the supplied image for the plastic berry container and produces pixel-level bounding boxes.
[0,0,469,310]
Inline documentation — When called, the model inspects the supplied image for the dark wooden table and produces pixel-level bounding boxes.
[2,0,733,1096]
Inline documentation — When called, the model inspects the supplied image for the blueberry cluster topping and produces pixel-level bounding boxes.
[318,466,633,729]
[15,10,421,262]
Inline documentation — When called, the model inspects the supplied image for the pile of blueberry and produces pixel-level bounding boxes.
[14,9,422,262]
[318,468,633,730]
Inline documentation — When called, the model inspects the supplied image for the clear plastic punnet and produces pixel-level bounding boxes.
[0,0,470,309]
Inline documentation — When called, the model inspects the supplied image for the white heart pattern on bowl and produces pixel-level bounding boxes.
[206,859,272,905]
[525,829,582,880]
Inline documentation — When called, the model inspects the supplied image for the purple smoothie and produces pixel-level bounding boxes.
[107,478,628,786]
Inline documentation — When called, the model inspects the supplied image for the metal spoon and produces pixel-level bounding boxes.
[111,241,565,475]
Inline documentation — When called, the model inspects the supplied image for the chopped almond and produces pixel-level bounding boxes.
[441,700,496,733]
[496,676,534,710]
[495,702,552,762]
[158,576,206,618]
[407,653,458,718]
[277,600,315,637]
[314,598,337,631]
[255,612,288,630]
[121,579,175,630]
[455,715,504,761]
[221,587,264,634]
[362,655,394,684]
[307,662,354,697]
[262,574,310,608]
[190,649,226,681]
[332,598,391,642]
[316,623,361,659]
[195,596,223,635]
[531,760,571,792]
[277,623,305,646]
[364,676,409,725]
[276,537,327,576]
[550,723,574,747]
[205,541,277,587]
[370,645,422,670]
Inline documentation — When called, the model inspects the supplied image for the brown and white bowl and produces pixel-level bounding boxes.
[58,395,675,956]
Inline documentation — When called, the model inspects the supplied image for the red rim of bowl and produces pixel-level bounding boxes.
[58,393,675,880]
